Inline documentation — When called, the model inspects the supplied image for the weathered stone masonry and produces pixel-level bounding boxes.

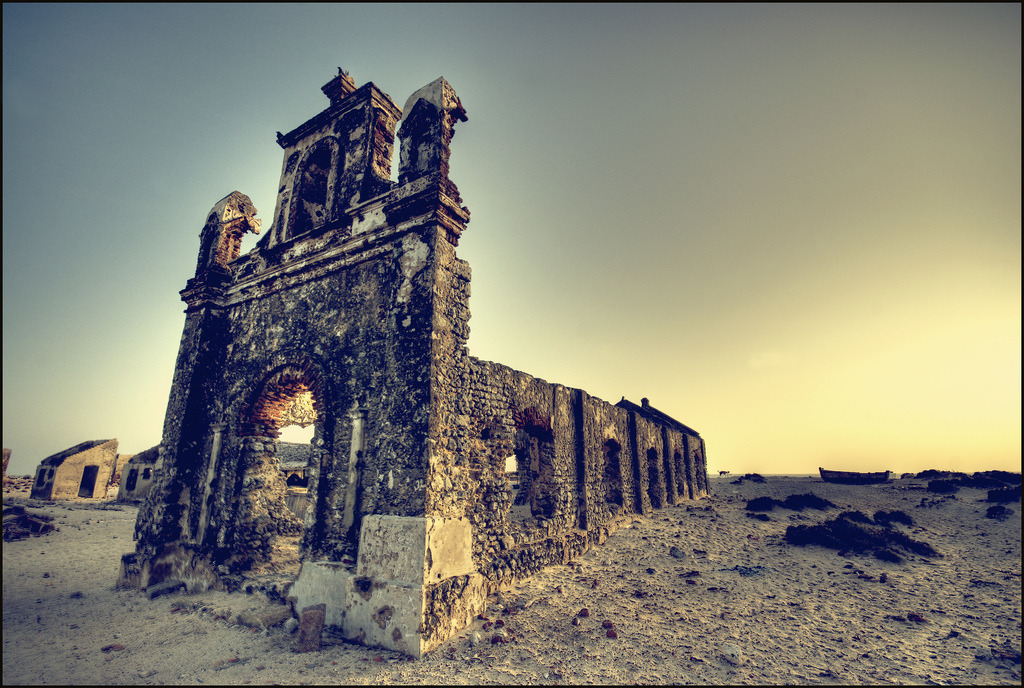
[121,69,708,657]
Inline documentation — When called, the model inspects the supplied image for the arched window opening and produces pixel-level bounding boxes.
[647,448,662,509]
[674,450,688,500]
[508,434,537,523]
[507,408,557,525]
[663,451,675,503]
[603,439,623,507]
[290,141,335,239]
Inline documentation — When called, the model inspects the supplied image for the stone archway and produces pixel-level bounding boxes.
[230,361,328,578]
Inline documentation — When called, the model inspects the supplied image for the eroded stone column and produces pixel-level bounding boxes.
[342,406,367,536]
[196,422,226,544]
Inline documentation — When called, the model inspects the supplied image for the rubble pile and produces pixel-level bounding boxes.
[2,475,34,496]
[2,504,57,541]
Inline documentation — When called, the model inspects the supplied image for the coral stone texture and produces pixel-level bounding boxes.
[119,69,708,656]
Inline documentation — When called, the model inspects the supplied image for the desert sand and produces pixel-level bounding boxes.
[3,476,1020,685]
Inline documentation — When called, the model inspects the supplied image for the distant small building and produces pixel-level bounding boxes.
[117,446,160,503]
[277,441,312,518]
[31,439,119,500]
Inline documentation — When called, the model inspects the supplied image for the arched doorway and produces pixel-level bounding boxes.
[233,362,328,578]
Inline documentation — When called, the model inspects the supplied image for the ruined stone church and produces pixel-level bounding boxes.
[120,69,708,657]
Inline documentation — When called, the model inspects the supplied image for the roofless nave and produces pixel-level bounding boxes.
[119,69,709,657]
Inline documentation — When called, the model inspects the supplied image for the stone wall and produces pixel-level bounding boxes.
[426,355,707,591]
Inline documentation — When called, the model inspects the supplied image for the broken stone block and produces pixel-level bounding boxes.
[146,578,185,599]
[238,605,293,630]
[292,603,326,653]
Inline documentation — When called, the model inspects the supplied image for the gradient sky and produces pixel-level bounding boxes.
[3,4,1020,477]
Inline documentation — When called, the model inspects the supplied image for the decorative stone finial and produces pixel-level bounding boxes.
[322,69,357,106]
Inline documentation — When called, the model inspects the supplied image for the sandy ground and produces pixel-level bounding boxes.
[3,476,1020,685]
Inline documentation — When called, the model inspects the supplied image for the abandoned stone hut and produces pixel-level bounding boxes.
[118,445,159,503]
[31,438,122,500]
[120,69,708,657]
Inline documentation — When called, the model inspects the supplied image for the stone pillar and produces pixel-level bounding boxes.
[196,422,226,544]
[341,406,366,537]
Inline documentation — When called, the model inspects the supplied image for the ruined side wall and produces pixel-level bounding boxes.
[427,355,706,592]
[580,392,635,521]
[635,414,667,511]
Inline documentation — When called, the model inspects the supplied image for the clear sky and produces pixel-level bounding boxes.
[3,4,1020,477]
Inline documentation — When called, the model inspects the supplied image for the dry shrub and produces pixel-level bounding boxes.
[780,493,836,511]
[745,496,778,512]
[785,511,940,564]
[927,479,960,494]
[873,509,914,527]
[986,486,1021,503]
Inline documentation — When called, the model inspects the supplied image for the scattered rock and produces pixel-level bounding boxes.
[719,565,765,576]
[991,644,1022,664]
[668,546,688,560]
[2,506,56,541]
[720,643,744,665]
[101,643,125,652]
[577,608,589,618]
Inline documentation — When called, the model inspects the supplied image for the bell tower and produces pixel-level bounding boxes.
[263,69,403,247]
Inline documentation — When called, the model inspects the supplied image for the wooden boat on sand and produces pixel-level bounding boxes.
[819,467,890,485]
